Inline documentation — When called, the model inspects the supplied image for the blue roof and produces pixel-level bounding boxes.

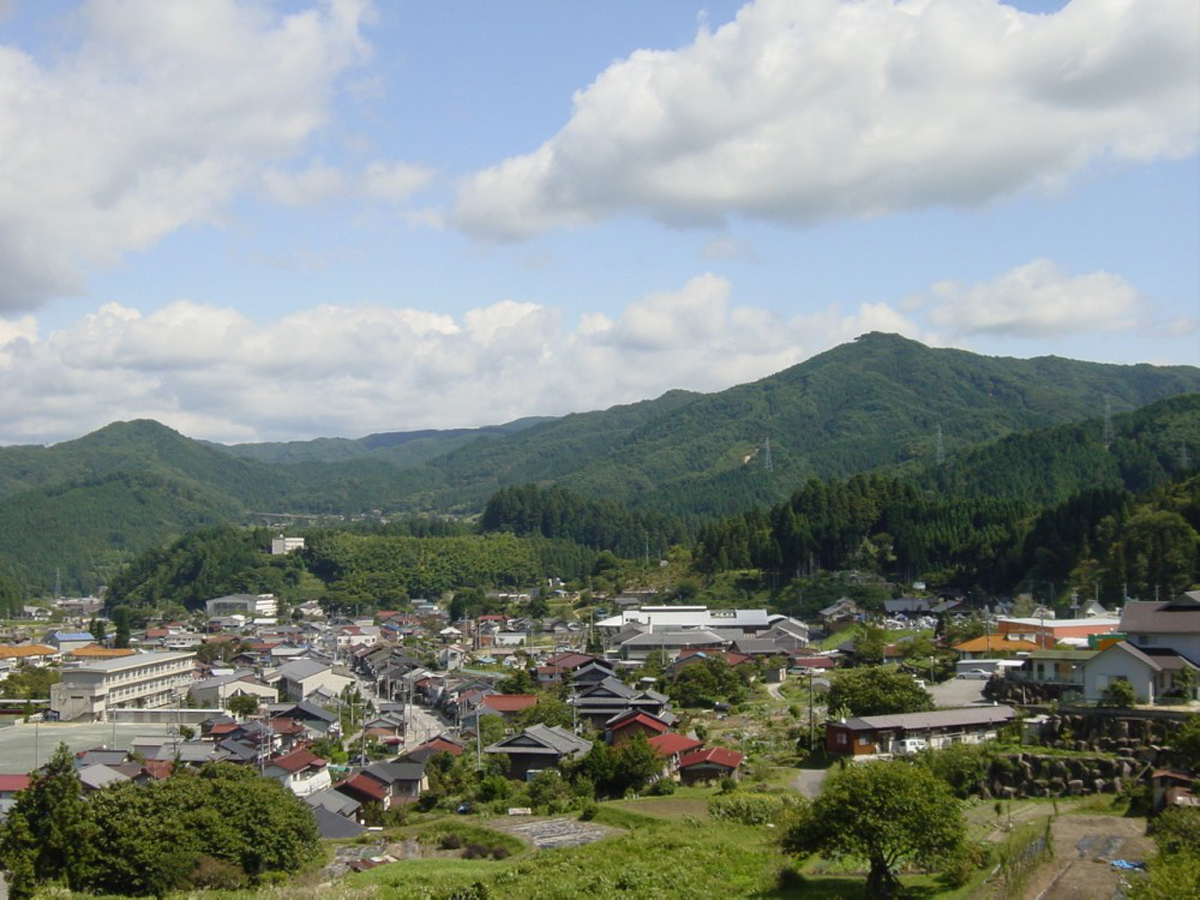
[53,632,95,641]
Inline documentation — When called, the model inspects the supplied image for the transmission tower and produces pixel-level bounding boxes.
[1102,397,1114,446]
[935,424,945,465]
[1182,442,1191,471]
[54,567,62,599]
[762,437,773,471]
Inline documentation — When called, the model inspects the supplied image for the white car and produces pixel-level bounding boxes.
[956,668,992,680]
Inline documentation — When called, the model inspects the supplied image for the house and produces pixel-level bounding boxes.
[485,724,593,780]
[206,594,278,618]
[618,630,725,662]
[310,804,367,839]
[360,761,429,804]
[677,747,744,785]
[608,711,670,746]
[45,631,96,654]
[402,735,465,764]
[0,644,58,666]
[189,672,279,708]
[264,748,331,797]
[825,706,1016,757]
[479,693,538,720]
[1150,769,1198,813]
[268,700,341,737]
[1080,593,1200,703]
[647,733,704,776]
[266,659,353,702]
[570,678,669,730]
[952,634,1049,659]
[0,774,31,800]
[437,644,467,671]
[335,772,392,809]
[1010,650,1095,688]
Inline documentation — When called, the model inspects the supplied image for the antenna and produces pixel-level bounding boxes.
[1102,397,1114,446]
[762,437,773,472]
[935,424,945,465]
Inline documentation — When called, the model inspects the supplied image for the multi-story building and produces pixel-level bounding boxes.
[51,651,196,721]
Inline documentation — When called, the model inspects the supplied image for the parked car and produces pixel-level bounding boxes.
[956,668,992,680]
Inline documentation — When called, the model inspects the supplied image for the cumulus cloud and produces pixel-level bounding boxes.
[0,0,373,311]
[0,275,932,445]
[922,259,1142,336]
[452,0,1199,239]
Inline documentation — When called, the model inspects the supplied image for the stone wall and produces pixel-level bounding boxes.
[979,752,1149,799]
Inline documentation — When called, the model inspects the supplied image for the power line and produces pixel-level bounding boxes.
[935,424,945,465]
[762,437,773,471]
[1102,396,1114,446]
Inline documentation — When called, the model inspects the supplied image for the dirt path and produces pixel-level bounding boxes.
[1019,814,1152,900]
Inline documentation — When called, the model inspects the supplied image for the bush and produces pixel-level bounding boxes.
[708,792,795,825]
[578,800,599,821]
[189,855,248,890]
[718,776,738,794]
[462,843,491,859]
[647,778,676,796]
[439,833,464,850]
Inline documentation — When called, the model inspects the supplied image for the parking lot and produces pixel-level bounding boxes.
[928,676,988,708]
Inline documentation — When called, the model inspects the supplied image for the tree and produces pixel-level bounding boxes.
[826,666,934,718]
[610,733,664,796]
[782,760,963,898]
[1171,714,1200,771]
[227,694,260,718]
[498,667,536,694]
[0,743,98,899]
[88,617,107,644]
[1102,678,1137,707]
[854,625,887,665]
[111,606,132,649]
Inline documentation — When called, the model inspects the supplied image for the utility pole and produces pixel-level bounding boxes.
[936,424,945,465]
[807,672,815,753]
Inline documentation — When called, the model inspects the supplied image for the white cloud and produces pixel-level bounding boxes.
[263,159,349,207]
[0,275,934,445]
[923,259,1141,336]
[452,0,1199,239]
[362,160,435,202]
[0,0,373,311]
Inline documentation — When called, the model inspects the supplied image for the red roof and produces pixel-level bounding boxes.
[337,773,387,801]
[647,733,704,757]
[0,774,30,792]
[140,760,174,780]
[544,651,596,670]
[679,747,744,771]
[481,694,538,712]
[612,713,670,735]
[271,749,327,774]
[270,717,305,735]
[788,655,836,668]
[414,737,464,756]
[208,721,239,736]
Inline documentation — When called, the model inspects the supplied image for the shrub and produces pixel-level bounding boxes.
[439,833,464,850]
[490,845,511,860]
[462,843,491,859]
[189,855,248,890]
[718,776,738,794]
[578,800,599,821]
[647,778,676,796]
[708,792,794,825]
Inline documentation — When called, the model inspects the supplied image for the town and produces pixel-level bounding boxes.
[1,538,1197,898]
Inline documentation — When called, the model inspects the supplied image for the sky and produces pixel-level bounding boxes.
[0,0,1196,446]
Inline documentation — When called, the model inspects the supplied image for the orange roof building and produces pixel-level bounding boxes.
[952,634,1050,659]
[69,645,137,660]
[0,644,57,660]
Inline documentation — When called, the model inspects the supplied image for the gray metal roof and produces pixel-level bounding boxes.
[840,705,1016,732]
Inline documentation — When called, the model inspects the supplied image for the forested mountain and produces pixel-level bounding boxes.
[2,334,1197,597]
[215,416,553,465]
[335,333,1200,517]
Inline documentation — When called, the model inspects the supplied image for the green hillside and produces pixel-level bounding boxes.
[405,333,1200,516]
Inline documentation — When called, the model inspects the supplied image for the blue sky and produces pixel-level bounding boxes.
[0,0,1196,445]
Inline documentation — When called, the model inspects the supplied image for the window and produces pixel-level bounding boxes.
[836,733,847,745]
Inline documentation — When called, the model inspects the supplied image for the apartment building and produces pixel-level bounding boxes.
[51,651,196,721]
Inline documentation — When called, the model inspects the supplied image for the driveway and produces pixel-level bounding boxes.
[928,677,988,708]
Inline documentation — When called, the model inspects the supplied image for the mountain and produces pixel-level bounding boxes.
[380,333,1200,517]
[215,416,555,466]
[2,334,1198,594]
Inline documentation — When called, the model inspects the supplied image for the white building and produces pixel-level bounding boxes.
[271,535,307,556]
[597,606,772,635]
[50,651,196,721]
[205,593,279,618]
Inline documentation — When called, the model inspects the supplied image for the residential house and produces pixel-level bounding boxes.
[647,733,703,778]
[264,748,331,797]
[608,710,670,746]
[1081,593,1200,703]
[678,747,744,785]
[266,659,353,703]
[46,631,95,654]
[479,693,538,721]
[825,706,1017,757]
[485,724,593,780]
[189,671,279,708]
